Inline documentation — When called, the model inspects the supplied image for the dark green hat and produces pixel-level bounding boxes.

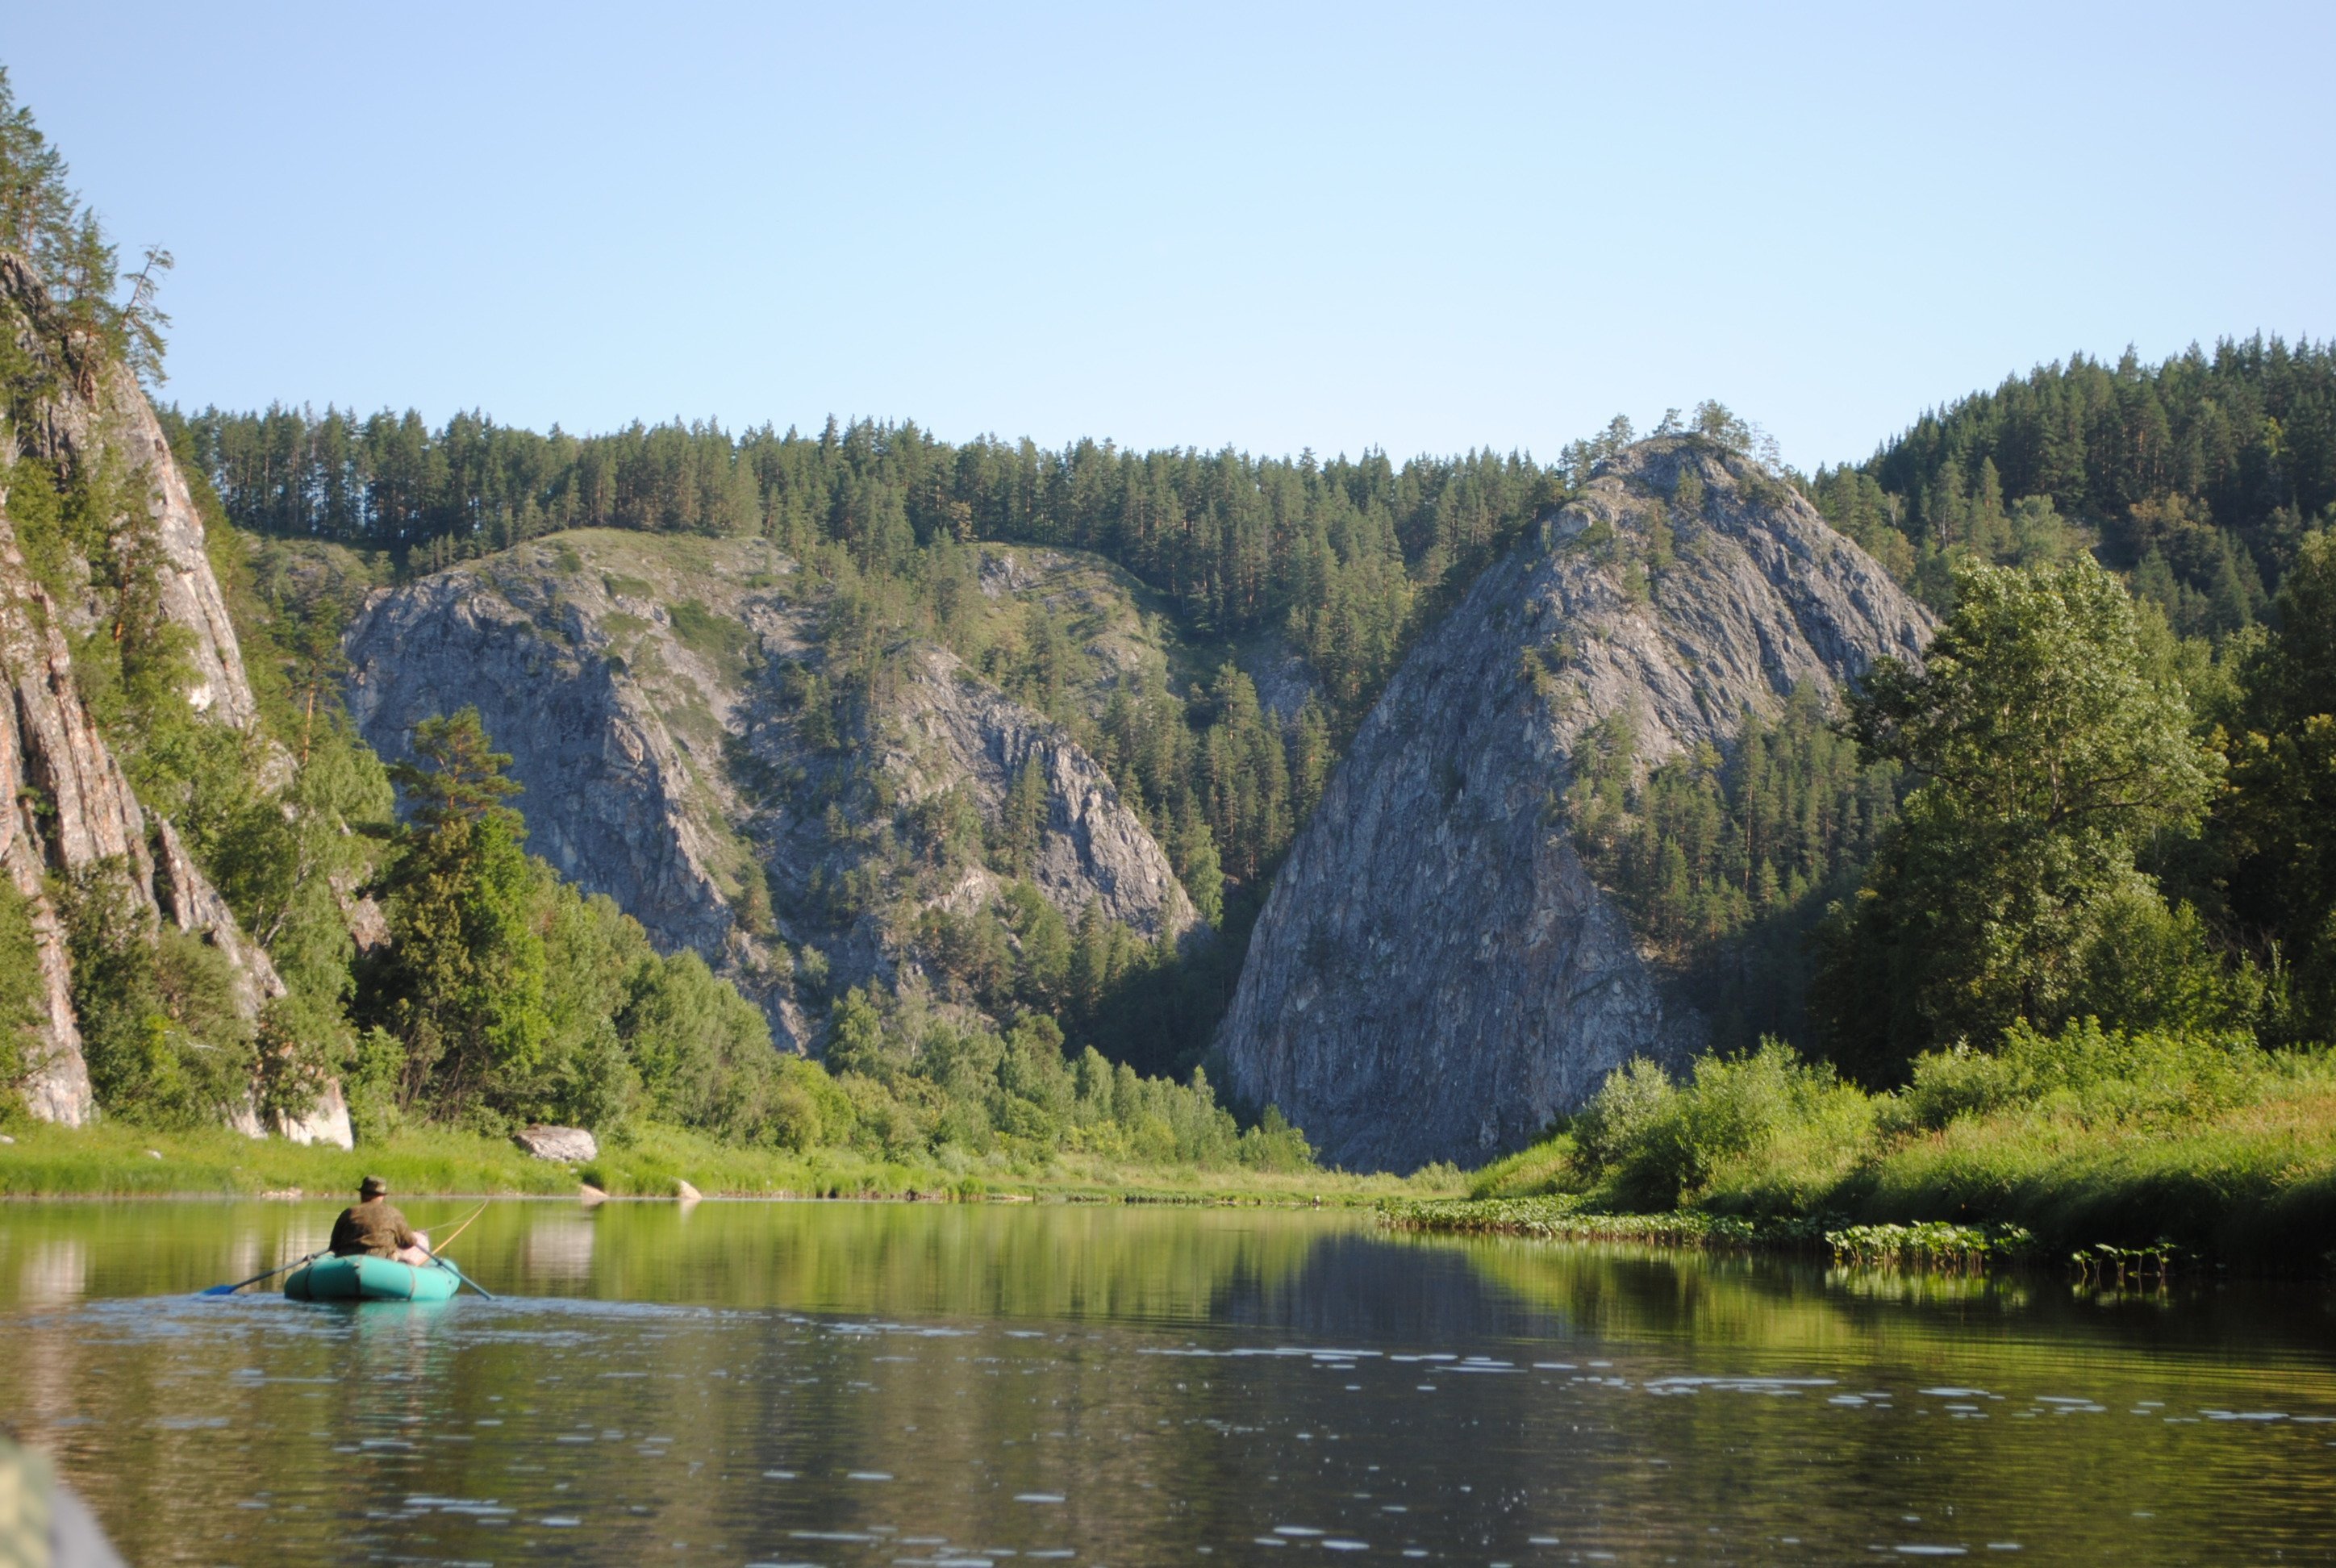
[359,1174,388,1199]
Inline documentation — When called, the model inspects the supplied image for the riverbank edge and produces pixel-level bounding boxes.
[1375,1194,2303,1278]
[0,1121,1447,1207]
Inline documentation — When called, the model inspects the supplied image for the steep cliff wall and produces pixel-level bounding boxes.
[344,532,1193,1048]
[1216,438,1932,1171]
[2,249,334,1139]
[882,643,1195,942]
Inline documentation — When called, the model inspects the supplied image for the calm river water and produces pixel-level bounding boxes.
[2,1199,2333,1566]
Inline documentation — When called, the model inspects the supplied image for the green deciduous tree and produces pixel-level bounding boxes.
[60,858,253,1128]
[1816,557,2228,1076]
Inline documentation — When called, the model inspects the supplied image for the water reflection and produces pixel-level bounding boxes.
[17,1236,83,1307]
[1,1200,2333,1566]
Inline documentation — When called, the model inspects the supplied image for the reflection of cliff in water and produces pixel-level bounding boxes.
[1205,1231,1571,1345]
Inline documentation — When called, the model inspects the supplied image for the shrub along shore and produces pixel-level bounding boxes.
[1383,1023,2336,1274]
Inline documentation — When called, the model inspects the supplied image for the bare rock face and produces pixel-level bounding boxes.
[152,817,286,1015]
[0,536,151,1125]
[885,644,1194,943]
[1216,439,1933,1172]
[1,249,304,1129]
[515,1124,599,1163]
[0,535,295,1127]
[94,363,261,730]
[343,532,1195,1047]
[347,553,755,963]
[2,256,260,735]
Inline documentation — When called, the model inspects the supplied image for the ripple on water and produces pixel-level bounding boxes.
[10,1203,2336,1567]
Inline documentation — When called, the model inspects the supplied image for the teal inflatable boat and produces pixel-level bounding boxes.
[284,1254,463,1302]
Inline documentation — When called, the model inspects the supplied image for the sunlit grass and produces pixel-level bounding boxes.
[0,1118,1463,1205]
[1402,1032,2336,1270]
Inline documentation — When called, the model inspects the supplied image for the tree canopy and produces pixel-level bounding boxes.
[1816,558,2234,1075]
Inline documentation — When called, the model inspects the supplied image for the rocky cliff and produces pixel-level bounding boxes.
[1,250,339,1141]
[1215,438,1933,1171]
[344,532,1195,1047]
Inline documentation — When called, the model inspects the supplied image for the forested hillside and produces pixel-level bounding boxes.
[1808,340,2336,633]
[169,402,1611,1086]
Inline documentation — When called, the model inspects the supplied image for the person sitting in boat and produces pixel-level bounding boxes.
[329,1176,432,1265]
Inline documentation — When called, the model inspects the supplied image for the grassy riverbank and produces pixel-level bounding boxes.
[1388,1024,2336,1273]
[0,1119,1449,1204]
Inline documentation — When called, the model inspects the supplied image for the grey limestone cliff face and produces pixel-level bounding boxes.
[349,560,755,957]
[882,644,1194,943]
[1216,438,1932,1172]
[0,477,296,1131]
[345,536,794,1021]
[2,248,322,1134]
[4,256,261,736]
[344,532,1193,1048]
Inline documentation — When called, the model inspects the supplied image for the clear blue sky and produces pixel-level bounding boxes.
[8,2,2330,471]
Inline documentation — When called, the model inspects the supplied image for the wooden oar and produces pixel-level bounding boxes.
[198,1251,321,1297]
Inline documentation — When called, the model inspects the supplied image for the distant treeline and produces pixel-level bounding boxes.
[173,409,1575,680]
[1811,337,2336,633]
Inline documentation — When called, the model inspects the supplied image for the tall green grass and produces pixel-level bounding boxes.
[0,1118,1457,1204]
[1451,1022,2336,1270]
[0,1121,574,1197]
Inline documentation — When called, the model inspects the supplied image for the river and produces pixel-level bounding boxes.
[2,1199,2332,1565]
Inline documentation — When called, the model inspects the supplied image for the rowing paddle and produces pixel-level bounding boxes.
[428,1252,496,1300]
[198,1251,321,1297]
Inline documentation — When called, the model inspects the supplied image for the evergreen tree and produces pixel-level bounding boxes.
[2215,529,2336,1040]
[362,707,549,1116]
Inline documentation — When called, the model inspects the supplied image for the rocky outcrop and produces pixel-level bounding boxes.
[87,363,261,730]
[1,256,260,733]
[0,511,298,1128]
[1,248,321,1134]
[347,557,754,962]
[343,532,1195,1048]
[1216,439,1933,1172]
[515,1124,599,1163]
[886,644,1195,942]
[152,817,285,1015]
[0,513,148,1125]
[345,535,811,1040]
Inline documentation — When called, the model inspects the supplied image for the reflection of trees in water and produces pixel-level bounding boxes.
[0,1200,348,1309]
[489,1202,1341,1324]
[1210,1232,1562,1345]
[7,1204,2336,1562]
[1426,1227,2336,1376]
